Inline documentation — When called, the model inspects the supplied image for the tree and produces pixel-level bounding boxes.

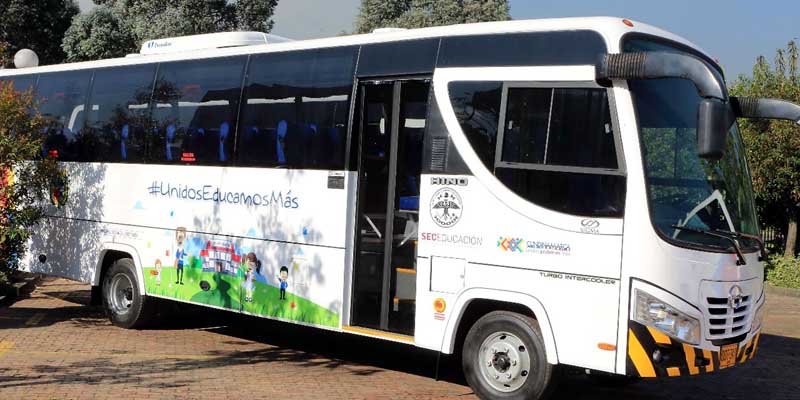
[355,0,510,34]
[61,7,138,62]
[731,41,800,257]
[0,77,66,281]
[0,0,79,66]
[62,0,279,62]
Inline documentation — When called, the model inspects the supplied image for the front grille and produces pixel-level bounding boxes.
[705,295,751,339]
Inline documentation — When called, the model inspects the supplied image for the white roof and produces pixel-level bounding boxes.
[0,17,712,77]
[139,32,292,56]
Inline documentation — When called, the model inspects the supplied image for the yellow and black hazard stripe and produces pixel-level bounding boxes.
[626,321,760,378]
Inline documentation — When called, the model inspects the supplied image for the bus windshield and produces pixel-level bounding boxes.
[629,76,759,252]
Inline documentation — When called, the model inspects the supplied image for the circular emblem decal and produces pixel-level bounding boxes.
[430,187,462,228]
[433,298,446,313]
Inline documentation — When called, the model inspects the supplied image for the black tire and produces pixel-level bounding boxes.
[462,311,554,400]
[102,258,154,329]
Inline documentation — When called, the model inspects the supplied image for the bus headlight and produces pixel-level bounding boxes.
[633,289,701,345]
[751,304,764,332]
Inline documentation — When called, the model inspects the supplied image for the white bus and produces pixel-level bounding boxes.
[3,17,800,400]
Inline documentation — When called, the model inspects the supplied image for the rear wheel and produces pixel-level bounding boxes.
[102,258,154,329]
[462,311,554,400]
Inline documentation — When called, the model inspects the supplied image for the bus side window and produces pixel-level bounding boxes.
[447,81,504,171]
[450,82,625,218]
[149,57,246,166]
[238,47,357,169]
[37,71,93,162]
[86,64,156,163]
[1,75,37,94]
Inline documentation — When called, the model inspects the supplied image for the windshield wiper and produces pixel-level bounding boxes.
[671,225,746,265]
[712,229,767,262]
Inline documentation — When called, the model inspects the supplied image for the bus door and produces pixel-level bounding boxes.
[350,78,430,335]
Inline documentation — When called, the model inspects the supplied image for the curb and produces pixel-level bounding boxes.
[765,283,800,298]
[0,272,42,305]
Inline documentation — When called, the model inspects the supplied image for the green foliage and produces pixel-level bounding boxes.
[62,0,279,62]
[765,255,800,289]
[0,41,9,67]
[62,7,138,62]
[355,0,510,34]
[730,41,800,254]
[0,0,79,66]
[0,82,65,274]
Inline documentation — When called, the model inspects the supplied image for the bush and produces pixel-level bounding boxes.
[1,80,64,277]
[765,255,800,289]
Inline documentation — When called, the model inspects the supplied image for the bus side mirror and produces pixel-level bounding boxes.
[697,98,734,160]
[730,97,800,125]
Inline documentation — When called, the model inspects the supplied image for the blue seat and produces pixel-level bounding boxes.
[166,124,176,161]
[120,124,129,160]
[219,122,229,162]
[276,120,288,165]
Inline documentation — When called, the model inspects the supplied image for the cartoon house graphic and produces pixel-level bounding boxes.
[199,240,241,276]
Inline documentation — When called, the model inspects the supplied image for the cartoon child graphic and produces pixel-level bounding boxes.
[174,227,187,285]
[243,253,258,303]
[277,266,289,300]
[154,259,162,286]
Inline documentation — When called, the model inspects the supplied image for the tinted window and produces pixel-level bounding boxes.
[438,31,606,68]
[239,47,357,169]
[495,169,626,217]
[502,88,617,169]
[448,81,625,217]
[448,81,503,170]
[501,88,550,164]
[1,75,37,93]
[37,70,93,161]
[86,64,156,163]
[150,57,246,165]
[358,39,439,77]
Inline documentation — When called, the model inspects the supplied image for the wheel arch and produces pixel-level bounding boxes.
[93,243,145,293]
[443,288,559,365]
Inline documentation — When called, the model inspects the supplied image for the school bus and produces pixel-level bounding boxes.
[4,17,800,399]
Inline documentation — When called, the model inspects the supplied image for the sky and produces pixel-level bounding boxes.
[77,0,798,79]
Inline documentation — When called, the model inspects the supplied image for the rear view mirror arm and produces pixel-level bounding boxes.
[730,97,800,125]
[595,52,727,100]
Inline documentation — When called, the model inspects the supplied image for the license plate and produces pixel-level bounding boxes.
[719,344,738,369]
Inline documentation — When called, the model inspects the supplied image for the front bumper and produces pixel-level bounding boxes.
[626,321,760,377]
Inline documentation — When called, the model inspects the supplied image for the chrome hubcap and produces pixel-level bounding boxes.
[109,273,134,315]
[478,332,531,392]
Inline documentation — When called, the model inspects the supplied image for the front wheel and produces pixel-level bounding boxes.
[102,258,154,329]
[462,311,554,400]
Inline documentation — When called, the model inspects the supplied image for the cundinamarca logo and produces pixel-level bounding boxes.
[497,237,572,256]
[497,237,524,252]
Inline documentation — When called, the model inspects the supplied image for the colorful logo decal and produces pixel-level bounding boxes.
[498,237,572,256]
[526,240,571,256]
[433,298,446,313]
[430,188,463,228]
[497,237,524,252]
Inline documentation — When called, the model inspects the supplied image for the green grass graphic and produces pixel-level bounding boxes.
[143,265,339,328]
